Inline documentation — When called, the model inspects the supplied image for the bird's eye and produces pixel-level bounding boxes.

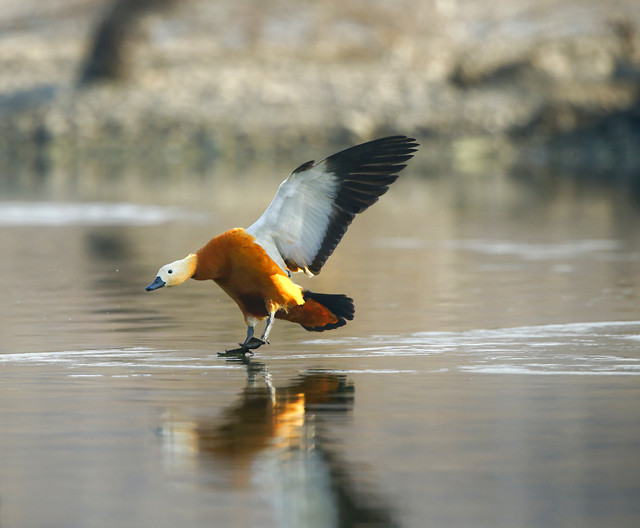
[168,269,173,274]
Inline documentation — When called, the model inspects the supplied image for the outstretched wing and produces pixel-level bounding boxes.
[246,135,419,275]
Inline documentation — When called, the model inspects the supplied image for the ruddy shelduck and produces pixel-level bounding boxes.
[146,136,418,354]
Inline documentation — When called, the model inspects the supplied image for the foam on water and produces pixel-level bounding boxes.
[0,347,233,372]
[305,321,640,375]
[2,322,639,376]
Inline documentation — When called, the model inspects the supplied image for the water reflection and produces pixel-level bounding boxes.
[160,362,399,528]
[85,229,132,261]
[3,161,640,527]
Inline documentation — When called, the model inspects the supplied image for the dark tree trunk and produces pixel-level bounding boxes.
[78,0,177,86]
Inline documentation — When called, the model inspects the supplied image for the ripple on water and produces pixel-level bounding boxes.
[304,321,640,376]
[2,322,639,377]
[0,347,233,374]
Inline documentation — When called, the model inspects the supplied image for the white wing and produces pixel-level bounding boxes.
[246,136,419,275]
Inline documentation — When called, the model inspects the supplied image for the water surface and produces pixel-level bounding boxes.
[1,164,639,527]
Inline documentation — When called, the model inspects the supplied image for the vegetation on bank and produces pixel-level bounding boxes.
[0,0,639,175]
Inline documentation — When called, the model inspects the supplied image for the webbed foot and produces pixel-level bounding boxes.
[243,337,269,350]
[219,346,254,357]
[218,334,269,357]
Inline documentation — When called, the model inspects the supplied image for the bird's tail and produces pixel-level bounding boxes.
[276,291,354,331]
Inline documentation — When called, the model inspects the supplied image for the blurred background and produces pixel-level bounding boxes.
[2,3,640,528]
[1,0,639,186]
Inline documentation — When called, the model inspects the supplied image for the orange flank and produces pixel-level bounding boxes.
[192,228,350,332]
[192,228,302,314]
[146,136,419,354]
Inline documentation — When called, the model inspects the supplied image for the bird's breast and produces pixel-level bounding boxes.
[196,228,302,316]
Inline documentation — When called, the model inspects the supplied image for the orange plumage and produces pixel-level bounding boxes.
[146,136,418,354]
[192,229,327,324]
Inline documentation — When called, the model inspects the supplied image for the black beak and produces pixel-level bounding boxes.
[146,276,166,291]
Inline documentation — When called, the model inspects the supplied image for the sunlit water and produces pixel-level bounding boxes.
[1,164,640,528]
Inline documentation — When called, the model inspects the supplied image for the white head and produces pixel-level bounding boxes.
[146,254,197,291]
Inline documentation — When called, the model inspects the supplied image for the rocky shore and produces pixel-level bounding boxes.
[1,0,639,176]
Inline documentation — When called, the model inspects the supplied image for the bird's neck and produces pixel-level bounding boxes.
[192,228,249,281]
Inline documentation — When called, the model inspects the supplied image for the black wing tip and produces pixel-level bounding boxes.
[366,134,417,143]
[366,135,419,151]
[310,135,420,274]
[326,135,419,174]
[296,136,419,178]
[351,136,420,159]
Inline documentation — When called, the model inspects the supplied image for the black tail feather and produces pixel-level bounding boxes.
[302,291,355,332]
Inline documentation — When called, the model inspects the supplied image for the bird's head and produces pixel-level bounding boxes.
[146,253,197,291]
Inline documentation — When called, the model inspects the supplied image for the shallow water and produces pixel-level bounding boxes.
[1,164,640,528]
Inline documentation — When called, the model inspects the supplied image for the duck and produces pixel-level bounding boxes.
[146,135,419,354]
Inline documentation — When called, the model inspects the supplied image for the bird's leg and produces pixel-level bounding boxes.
[241,325,255,346]
[221,325,258,355]
[235,313,275,351]
[221,314,273,356]
[260,313,275,343]
[240,314,273,350]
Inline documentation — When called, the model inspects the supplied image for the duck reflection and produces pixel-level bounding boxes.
[160,360,399,528]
